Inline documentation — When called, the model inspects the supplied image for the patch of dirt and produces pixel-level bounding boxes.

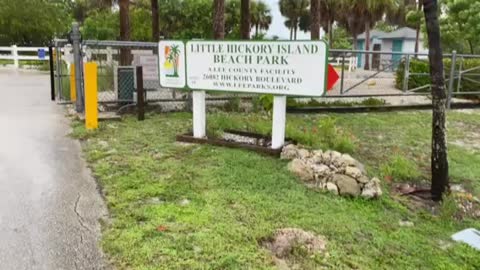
[450,122,480,152]
[261,228,327,269]
[391,183,480,220]
[451,138,480,152]
[456,109,480,115]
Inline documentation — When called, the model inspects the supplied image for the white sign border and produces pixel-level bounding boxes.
[184,40,329,97]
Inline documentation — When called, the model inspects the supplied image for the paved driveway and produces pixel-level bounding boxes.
[0,69,107,269]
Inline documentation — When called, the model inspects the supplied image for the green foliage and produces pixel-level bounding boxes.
[380,155,421,182]
[250,0,272,39]
[396,57,480,94]
[361,97,387,106]
[330,27,352,49]
[79,0,259,41]
[279,0,309,39]
[0,0,72,45]
[439,0,480,54]
[374,21,396,33]
[317,117,356,153]
[258,94,274,113]
[223,96,241,112]
[439,195,460,221]
[395,58,431,91]
[82,10,119,40]
[130,7,153,41]
[287,97,386,108]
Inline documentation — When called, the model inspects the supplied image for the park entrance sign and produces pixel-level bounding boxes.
[158,40,329,149]
[186,41,328,96]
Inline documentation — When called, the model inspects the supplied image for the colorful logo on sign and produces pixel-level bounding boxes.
[164,45,181,78]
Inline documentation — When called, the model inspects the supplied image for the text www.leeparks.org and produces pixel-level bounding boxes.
[213,81,289,91]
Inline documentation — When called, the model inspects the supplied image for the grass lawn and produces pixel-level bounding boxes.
[72,110,480,269]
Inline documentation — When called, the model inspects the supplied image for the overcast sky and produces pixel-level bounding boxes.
[263,0,311,40]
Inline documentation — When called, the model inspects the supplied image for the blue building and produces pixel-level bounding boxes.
[356,27,427,70]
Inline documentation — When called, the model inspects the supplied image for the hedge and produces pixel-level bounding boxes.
[395,57,480,95]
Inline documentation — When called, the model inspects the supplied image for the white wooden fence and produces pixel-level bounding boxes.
[1,44,358,75]
[0,45,50,68]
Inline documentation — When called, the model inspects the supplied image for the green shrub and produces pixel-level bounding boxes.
[287,98,386,108]
[251,96,263,113]
[223,96,241,112]
[396,57,480,95]
[395,58,431,91]
[361,97,387,106]
[380,155,421,181]
[317,117,356,153]
[258,95,274,113]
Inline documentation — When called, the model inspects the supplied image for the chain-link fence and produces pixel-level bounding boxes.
[53,39,480,111]
[53,39,255,112]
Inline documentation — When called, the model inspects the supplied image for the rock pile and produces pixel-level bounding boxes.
[281,144,382,199]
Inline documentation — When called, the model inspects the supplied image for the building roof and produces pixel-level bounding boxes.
[381,27,419,40]
[357,30,387,40]
[356,27,420,40]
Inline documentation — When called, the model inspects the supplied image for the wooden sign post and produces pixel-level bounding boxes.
[159,40,328,149]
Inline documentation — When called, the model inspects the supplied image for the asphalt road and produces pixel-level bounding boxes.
[0,70,108,269]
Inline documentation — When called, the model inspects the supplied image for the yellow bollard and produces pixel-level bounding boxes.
[84,62,98,130]
[69,64,76,101]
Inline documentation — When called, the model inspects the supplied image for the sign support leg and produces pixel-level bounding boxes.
[193,90,206,138]
[271,95,286,149]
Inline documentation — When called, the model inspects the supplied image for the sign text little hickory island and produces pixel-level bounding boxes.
[186,41,328,96]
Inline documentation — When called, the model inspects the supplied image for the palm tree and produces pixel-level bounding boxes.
[250,1,272,38]
[241,0,250,39]
[422,0,448,201]
[119,0,131,65]
[280,0,309,40]
[151,0,159,41]
[346,0,398,70]
[167,45,180,77]
[319,0,340,47]
[337,1,367,50]
[213,0,225,39]
[406,0,424,55]
[310,0,320,40]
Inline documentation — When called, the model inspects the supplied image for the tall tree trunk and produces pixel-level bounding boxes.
[310,0,320,40]
[119,0,131,65]
[294,19,298,40]
[151,0,159,41]
[290,27,293,40]
[328,21,334,48]
[423,0,449,201]
[414,24,420,56]
[213,0,225,40]
[414,1,422,58]
[353,35,357,50]
[468,40,474,54]
[364,22,370,70]
[241,0,250,39]
[255,24,259,38]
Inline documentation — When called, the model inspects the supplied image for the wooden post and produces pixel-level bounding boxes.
[193,91,206,138]
[271,95,286,149]
[12,45,19,68]
[136,66,145,121]
[84,62,98,130]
